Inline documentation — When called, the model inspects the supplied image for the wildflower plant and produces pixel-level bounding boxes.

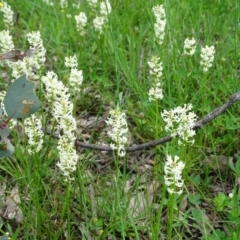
[164,154,185,239]
[88,0,98,9]
[0,30,47,80]
[24,114,44,155]
[200,45,215,72]
[42,0,53,6]
[93,0,112,34]
[60,0,68,9]
[65,55,78,69]
[93,16,106,33]
[147,55,164,102]
[161,104,197,145]
[106,108,129,157]
[184,38,196,56]
[75,12,87,35]
[164,155,185,195]
[0,1,236,239]
[0,30,14,53]
[152,4,166,45]
[100,0,112,16]
[0,1,14,29]
[64,55,84,94]
[42,71,78,180]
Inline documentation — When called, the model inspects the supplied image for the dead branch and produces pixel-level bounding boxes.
[44,91,240,153]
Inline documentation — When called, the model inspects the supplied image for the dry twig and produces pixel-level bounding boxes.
[44,91,240,153]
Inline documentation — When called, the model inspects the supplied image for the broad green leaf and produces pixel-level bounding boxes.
[4,74,41,119]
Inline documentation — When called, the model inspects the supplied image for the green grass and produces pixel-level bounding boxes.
[0,0,239,239]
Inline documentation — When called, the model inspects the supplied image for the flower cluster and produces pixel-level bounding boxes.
[88,0,98,9]
[42,0,53,6]
[93,16,105,33]
[147,56,164,102]
[93,0,112,34]
[24,114,44,155]
[0,1,13,29]
[164,155,185,195]
[161,104,197,145]
[27,31,46,62]
[184,38,196,56]
[152,4,166,45]
[100,0,112,16]
[200,45,215,72]
[75,12,87,35]
[105,108,129,157]
[0,30,14,53]
[42,71,78,180]
[60,0,68,8]
[65,55,78,69]
[64,55,83,93]
[9,31,46,80]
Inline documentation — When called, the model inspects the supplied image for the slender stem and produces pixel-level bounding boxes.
[155,99,159,140]
[167,193,175,239]
[61,182,71,238]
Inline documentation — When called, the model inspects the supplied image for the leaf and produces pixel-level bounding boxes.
[188,193,201,205]
[0,235,9,240]
[214,192,228,211]
[0,141,14,158]
[4,74,41,119]
[0,117,14,158]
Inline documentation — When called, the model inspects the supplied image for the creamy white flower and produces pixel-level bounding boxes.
[161,104,197,145]
[27,31,46,64]
[72,2,80,8]
[152,5,166,45]
[0,30,14,52]
[69,68,83,92]
[65,55,78,69]
[88,0,98,8]
[100,0,112,16]
[93,16,105,33]
[200,45,215,72]
[42,0,53,6]
[0,30,45,80]
[57,136,78,180]
[184,38,196,56]
[8,31,46,80]
[0,1,14,29]
[152,5,166,20]
[75,12,87,35]
[148,56,163,79]
[164,155,185,195]
[60,0,68,8]
[24,114,44,155]
[42,71,78,180]
[148,55,164,102]
[148,87,163,102]
[106,108,129,157]
[65,56,83,93]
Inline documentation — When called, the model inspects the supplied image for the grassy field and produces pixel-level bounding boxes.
[0,0,239,239]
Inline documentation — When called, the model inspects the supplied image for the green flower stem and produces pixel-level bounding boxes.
[61,182,71,237]
[167,193,175,239]
[155,99,159,140]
